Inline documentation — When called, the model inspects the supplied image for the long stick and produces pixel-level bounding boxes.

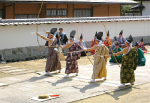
[76,23,93,65]
[103,24,121,68]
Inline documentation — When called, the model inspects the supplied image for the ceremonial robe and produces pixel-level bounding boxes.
[92,44,109,79]
[120,47,138,84]
[109,47,123,63]
[45,38,61,72]
[137,48,146,66]
[65,42,81,74]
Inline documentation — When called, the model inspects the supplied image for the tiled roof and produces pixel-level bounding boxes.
[0,16,150,26]
[0,0,138,4]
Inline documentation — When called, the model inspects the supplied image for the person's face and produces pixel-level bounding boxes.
[80,38,82,42]
[95,40,99,45]
[107,35,109,38]
[114,41,116,44]
[125,42,129,46]
[94,36,96,40]
[134,46,138,50]
[119,34,122,37]
[115,45,119,49]
[59,29,63,33]
[70,38,73,42]
[48,34,53,39]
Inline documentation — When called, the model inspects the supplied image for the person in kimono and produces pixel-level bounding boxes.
[37,28,61,76]
[134,42,146,66]
[77,34,87,56]
[138,38,147,53]
[117,30,126,48]
[113,35,138,88]
[84,31,109,83]
[109,42,123,63]
[90,31,97,55]
[104,30,112,48]
[110,36,117,54]
[60,30,82,77]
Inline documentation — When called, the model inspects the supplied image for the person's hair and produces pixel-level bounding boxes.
[59,28,63,30]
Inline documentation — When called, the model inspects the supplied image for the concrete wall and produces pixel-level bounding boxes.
[0,20,150,62]
[142,1,150,16]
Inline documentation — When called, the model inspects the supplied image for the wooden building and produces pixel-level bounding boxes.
[0,0,137,19]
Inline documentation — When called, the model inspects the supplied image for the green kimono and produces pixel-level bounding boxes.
[121,47,138,84]
[109,47,123,63]
[137,48,146,66]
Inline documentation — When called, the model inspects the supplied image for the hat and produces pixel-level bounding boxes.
[107,30,109,36]
[70,30,76,38]
[134,42,138,46]
[141,38,143,42]
[126,35,133,44]
[115,41,119,45]
[80,34,83,39]
[96,32,103,40]
[95,31,98,37]
[114,36,117,41]
[119,30,123,35]
[50,28,57,35]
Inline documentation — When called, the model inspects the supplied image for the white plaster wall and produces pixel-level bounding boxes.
[142,1,150,16]
[0,20,150,50]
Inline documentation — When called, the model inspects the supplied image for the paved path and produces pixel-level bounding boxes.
[0,54,150,103]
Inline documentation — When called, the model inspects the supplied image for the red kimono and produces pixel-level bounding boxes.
[104,38,112,48]
[138,42,147,53]
[90,39,96,54]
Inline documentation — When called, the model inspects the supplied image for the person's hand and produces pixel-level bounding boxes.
[59,37,62,40]
[60,45,63,49]
[113,53,116,56]
[83,49,87,52]
[36,33,39,36]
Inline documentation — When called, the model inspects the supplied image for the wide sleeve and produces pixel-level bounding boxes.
[133,50,138,70]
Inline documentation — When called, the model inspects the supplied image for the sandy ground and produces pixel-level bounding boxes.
[72,82,150,103]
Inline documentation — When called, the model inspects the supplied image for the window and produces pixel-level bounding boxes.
[0,9,3,18]
[15,14,39,19]
[46,9,57,17]
[74,9,91,17]
[58,9,67,16]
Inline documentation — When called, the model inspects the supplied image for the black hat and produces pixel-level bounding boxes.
[141,38,143,42]
[134,42,138,46]
[126,35,133,44]
[70,30,76,38]
[96,32,103,40]
[50,28,57,35]
[119,30,123,35]
[107,30,109,36]
[95,31,98,37]
[80,34,83,39]
[115,41,119,45]
[114,36,117,41]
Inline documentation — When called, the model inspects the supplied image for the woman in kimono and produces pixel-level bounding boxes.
[113,35,138,88]
[134,42,146,66]
[138,38,147,53]
[84,32,109,83]
[37,28,61,76]
[60,30,81,77]
[109,41,123,63]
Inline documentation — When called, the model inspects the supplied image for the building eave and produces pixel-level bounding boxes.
[0,0,138,5]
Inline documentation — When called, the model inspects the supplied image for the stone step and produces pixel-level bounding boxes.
[0,67,19,72]
[2,69,27,73]
[0,66,11,69]
[10,70,35,75]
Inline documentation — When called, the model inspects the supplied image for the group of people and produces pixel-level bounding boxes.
[90,30,146,66]
[37,27,147,88]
